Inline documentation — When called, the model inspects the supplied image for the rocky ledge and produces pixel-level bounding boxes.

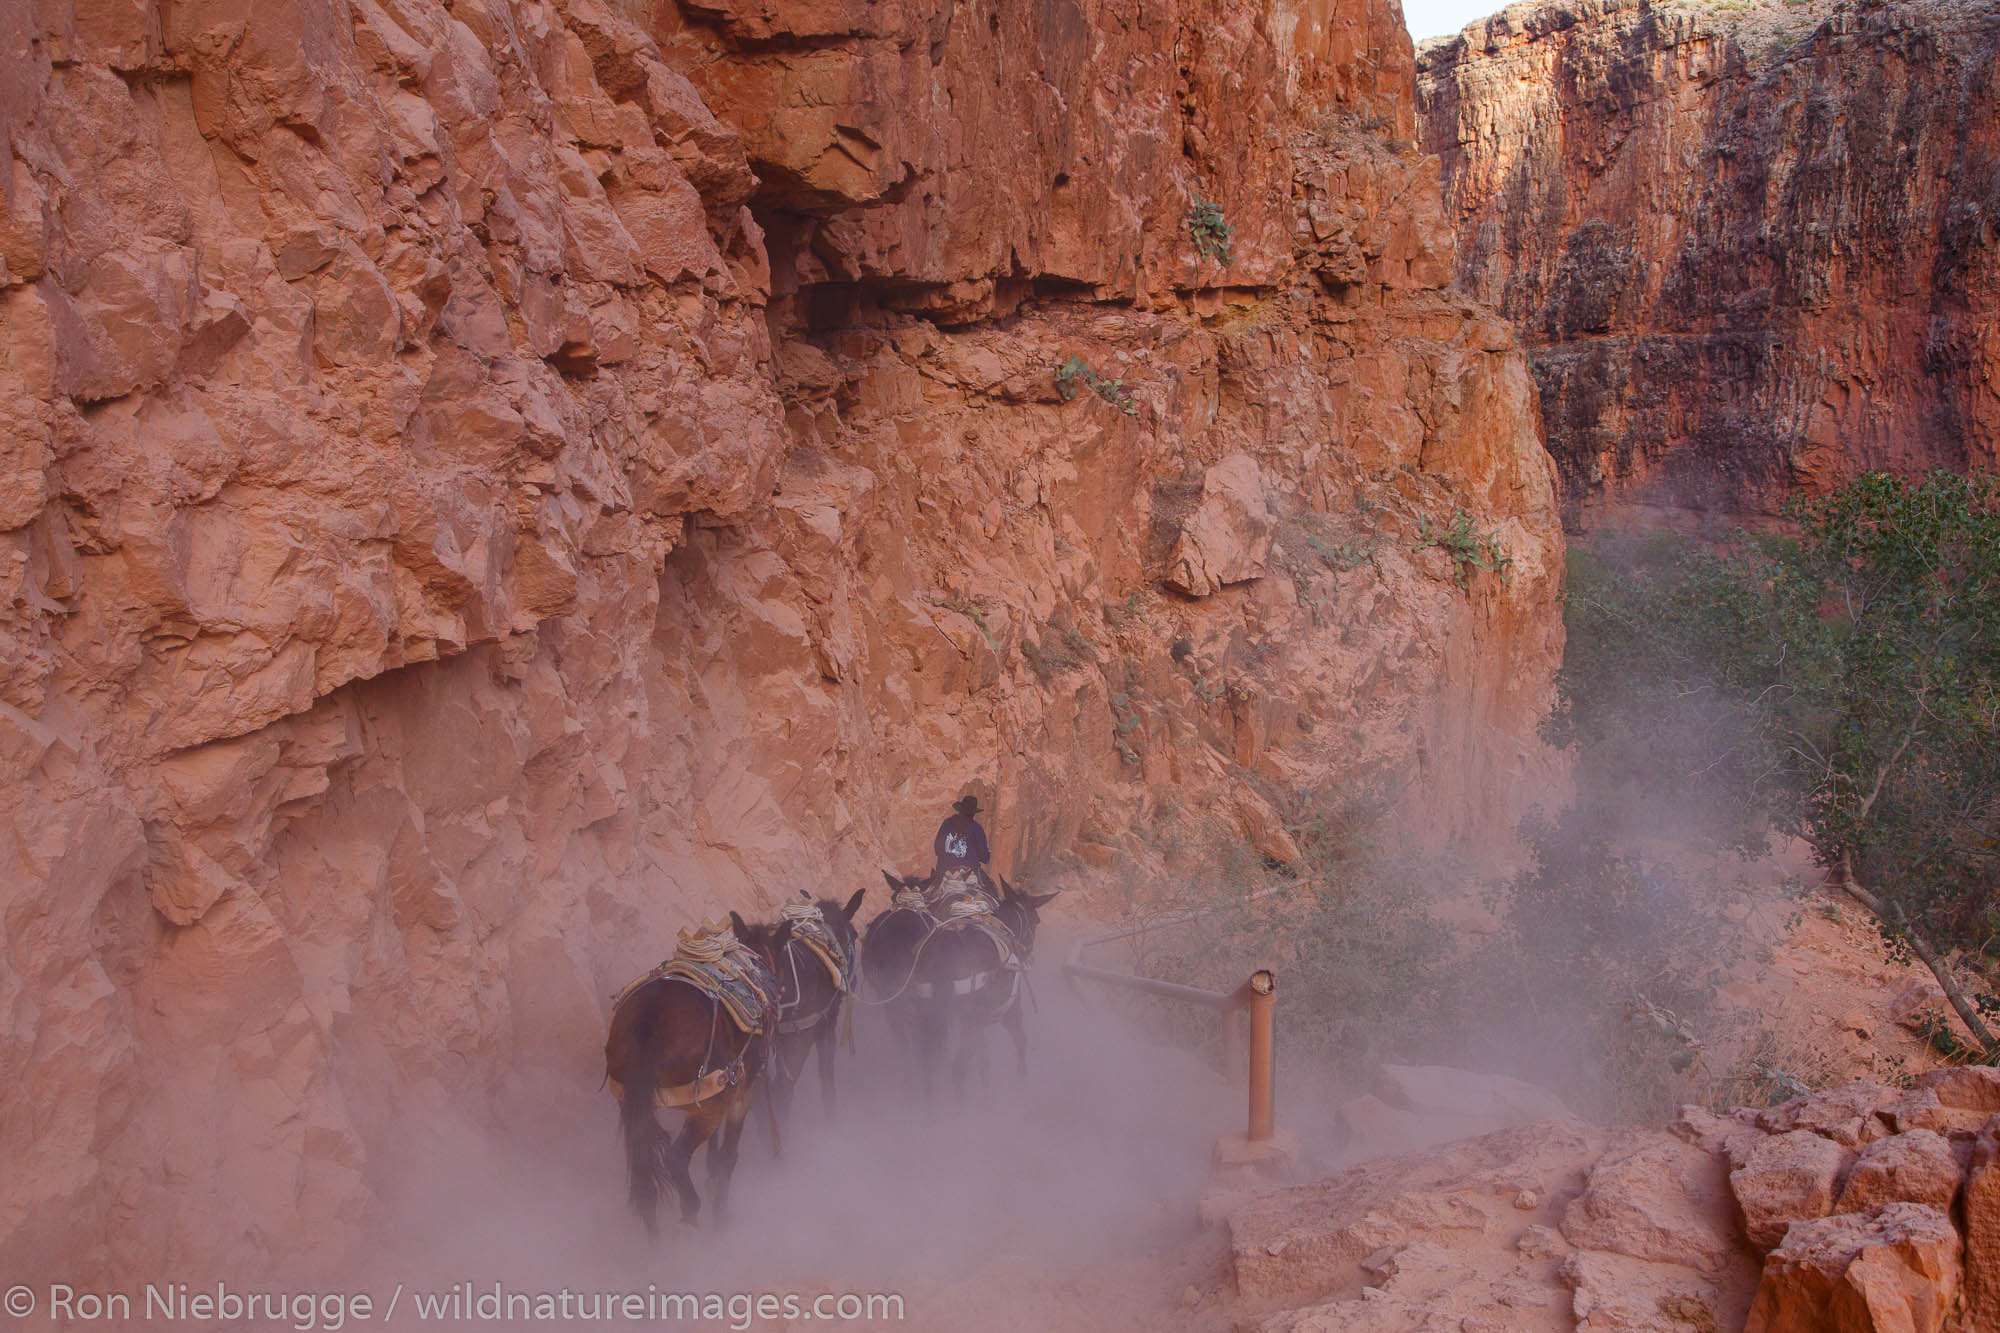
[1224,1067,2000,1332]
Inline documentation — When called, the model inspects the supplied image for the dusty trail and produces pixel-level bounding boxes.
[355,926,1266,1330]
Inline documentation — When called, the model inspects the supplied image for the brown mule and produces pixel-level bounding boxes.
[603,911,792,1234]
[768,889,866,1129]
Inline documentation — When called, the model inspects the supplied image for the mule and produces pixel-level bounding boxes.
[860,874,934,1079]
[603,911,792,1234]
[862,872,1058,1098]
[768,889,866,1128]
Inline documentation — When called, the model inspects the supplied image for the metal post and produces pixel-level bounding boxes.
[1246,969,1275,1142]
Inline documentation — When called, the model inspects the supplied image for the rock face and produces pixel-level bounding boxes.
[1418,0,2000,525]
[1,0,1562,1283]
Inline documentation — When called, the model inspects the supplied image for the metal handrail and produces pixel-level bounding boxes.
[1062,891,1283,1141]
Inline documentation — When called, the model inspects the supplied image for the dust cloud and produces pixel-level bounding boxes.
[344,927,1253,1330]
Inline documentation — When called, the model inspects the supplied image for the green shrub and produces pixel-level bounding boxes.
[1416,510,1510,588]
[1055,356,1138,416]
[1186,198,1235,266]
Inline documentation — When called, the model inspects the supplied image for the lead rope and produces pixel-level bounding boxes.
[854,910,949,1007]
[772,942,817,1083]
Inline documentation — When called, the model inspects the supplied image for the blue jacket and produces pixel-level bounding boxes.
[933,813,990,868]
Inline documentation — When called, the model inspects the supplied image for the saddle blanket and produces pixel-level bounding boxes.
[613,932,778,1037]
[788,911,855,994]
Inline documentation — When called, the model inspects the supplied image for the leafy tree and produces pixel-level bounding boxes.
[1555,472,2000,1054]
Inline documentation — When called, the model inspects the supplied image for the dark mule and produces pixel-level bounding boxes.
[860,874,935,1081]
[603,912,792,1234]
[863,872,1058,1097]
[768,889,866,1127]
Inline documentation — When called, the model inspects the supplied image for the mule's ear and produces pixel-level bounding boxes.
[771,920,795,952]
[881,870,903,892]
[843,888,866,920]
[727,910,749,939]
[1024,889,1061,910]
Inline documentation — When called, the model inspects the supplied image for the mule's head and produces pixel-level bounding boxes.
[994,878,1060,959]
[815,888,866,956]
[727,910,795,973]
[880,869,940,906]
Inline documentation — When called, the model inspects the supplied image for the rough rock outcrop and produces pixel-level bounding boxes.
[1418,0,2000,525]
[1707,1078,2000,1331]
[1167,455,1276,598]
[1730,1129,1853,1250]
[1,0,1563,1283]
[1836,1130,1962,1216]
[1743,1203,1961,1333]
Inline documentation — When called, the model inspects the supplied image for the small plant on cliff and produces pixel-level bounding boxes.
[934,591,998,651]
[1055,356,1138,416]
[1306,532,1376,571]
[1111,691,1144,765]
[1416,510,1511,588]
[1023,613,1093,682]
[1186,198,1235,266]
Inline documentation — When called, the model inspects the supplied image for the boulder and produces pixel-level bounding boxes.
[1834,1130,1962,1217]
[1873,1083,1998,1139]
[1729,1130,1852,1251]
[1372,1064,1575,1124]
[1671,1103,1767,1160]
[1742,1203,1961,1333]
[1562,1249,1739,1333]
[1756,1082,1898,1147]
[1561,1130,1742,1272]
[1912,1066,2000,1116]
[1166,454,1274,597]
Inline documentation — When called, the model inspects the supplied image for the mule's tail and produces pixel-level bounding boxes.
[608,987,672,1233]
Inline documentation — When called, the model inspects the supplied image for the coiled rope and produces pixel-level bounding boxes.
[674,922,733,963]
[779,895,826,925]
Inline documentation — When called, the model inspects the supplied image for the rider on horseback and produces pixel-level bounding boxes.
[932,794,994,897]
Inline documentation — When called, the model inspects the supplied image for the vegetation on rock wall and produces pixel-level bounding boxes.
[1554,472,2000,1057]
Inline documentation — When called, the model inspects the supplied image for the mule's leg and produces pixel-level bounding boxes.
[1002,999,1028,1077]
[815,1003,840,1116]
[708,1092,754,1225]
[769,1037,797,1132]
[621,1101,669,1237]
[666,1115,711,1225]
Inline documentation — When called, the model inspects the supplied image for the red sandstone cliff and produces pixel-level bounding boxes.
[0,0,1561,1276]
[1419,0,2000,524]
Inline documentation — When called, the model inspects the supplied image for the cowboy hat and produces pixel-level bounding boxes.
[953,794,981,815]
